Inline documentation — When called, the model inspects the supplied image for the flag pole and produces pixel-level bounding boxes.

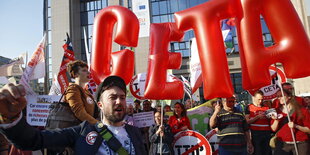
[159,101,164,155]
[274,64,299,155]
[83,27,91,67]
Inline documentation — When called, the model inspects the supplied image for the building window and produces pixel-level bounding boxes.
[80,0,108,62]
[150,0,207,57]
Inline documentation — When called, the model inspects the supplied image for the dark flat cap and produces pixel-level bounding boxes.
[95,76,126,102]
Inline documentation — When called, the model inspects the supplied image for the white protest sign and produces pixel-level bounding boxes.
[129,73,181,100]
[205,129,219,155]
[249,66,287,100]
[173,130,212,155]
[133,111,154,128]
[26,95,61,126]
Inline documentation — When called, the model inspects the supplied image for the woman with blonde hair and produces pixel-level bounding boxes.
[271,89,310,155]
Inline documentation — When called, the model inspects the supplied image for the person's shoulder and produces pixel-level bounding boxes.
[67,83,80,90]
[125,123,140,131]
[300,108,310,114]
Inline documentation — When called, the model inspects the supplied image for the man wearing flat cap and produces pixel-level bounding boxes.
[0,76,146,155]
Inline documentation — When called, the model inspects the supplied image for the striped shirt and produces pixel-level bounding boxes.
[215,108,249,151]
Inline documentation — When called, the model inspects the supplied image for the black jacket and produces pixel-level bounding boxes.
[148,124,174,155]
[0,117,146,155]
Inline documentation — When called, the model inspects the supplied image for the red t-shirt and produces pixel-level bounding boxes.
[168,115,191,134]
[271,108,310,142]
[247,104,271,131]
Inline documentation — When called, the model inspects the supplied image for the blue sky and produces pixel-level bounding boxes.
[0,0,43,59]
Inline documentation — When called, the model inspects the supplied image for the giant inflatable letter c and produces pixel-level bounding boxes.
[91,6,139,84]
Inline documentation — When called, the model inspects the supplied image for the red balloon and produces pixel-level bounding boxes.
[91,6,139,84]
[174,0,238,99]
[144,23,184,100]
[237,0,310,90]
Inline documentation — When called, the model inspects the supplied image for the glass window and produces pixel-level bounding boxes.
[174,42,179,50]
[81,12,88,25]
[182,50,189,57]
[168,14,174,22]
[88,25,93,38]
[80,3,85,12]
[265,33,272,41]
[170,0,178,13]
[185,41,190,48]
[189,0,198,7]
[160,15,168,23]
[152,16,160,23]
[261,19,269,34]
[179,0,187,11]
[180,42,185,49]
[152,2,159,15]
[159,1,168,14]
[88,11,94,24]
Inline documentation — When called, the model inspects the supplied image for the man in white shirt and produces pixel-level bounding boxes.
[0,76,146,155]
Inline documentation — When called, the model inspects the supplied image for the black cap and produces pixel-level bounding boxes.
[95,76,126,102]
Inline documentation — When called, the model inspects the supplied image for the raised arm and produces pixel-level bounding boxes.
[0,83,26,124]
[209,103,221,129]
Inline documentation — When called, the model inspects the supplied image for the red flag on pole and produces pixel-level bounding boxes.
[57,33,75,93]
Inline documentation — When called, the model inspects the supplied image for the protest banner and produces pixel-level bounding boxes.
[132,111,154,128]
[26,95,61,126]
[173,130,212,155]
[187,99,214,135]
[248,66,287,100]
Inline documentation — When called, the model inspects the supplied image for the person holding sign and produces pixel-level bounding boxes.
[271,89,310,155]
[245,90,271,155]
[209,96,253,155]
[168,102,191,134]
[0,76,146,154]
[149,111,174,155]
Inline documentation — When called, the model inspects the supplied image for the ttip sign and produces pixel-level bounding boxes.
[173,130,212,155]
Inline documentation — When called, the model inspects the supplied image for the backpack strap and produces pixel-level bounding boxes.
[95,122,129,155]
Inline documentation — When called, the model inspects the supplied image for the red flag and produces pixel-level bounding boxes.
[57,33,75,93]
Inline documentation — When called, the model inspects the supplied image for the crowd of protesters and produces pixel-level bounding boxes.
[0,73,310,155]
[124,82,310,155]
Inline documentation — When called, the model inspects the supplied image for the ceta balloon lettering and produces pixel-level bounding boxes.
[144,23,184,100]
[174,0,238,99]
[91,6,139,84]
[237,0,310,90]
[91,1,310,99]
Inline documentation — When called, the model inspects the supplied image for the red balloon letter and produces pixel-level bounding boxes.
[91,6,139,84]
[237,0,310,90]
[174,0,239,99]
[144,23,184,100]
